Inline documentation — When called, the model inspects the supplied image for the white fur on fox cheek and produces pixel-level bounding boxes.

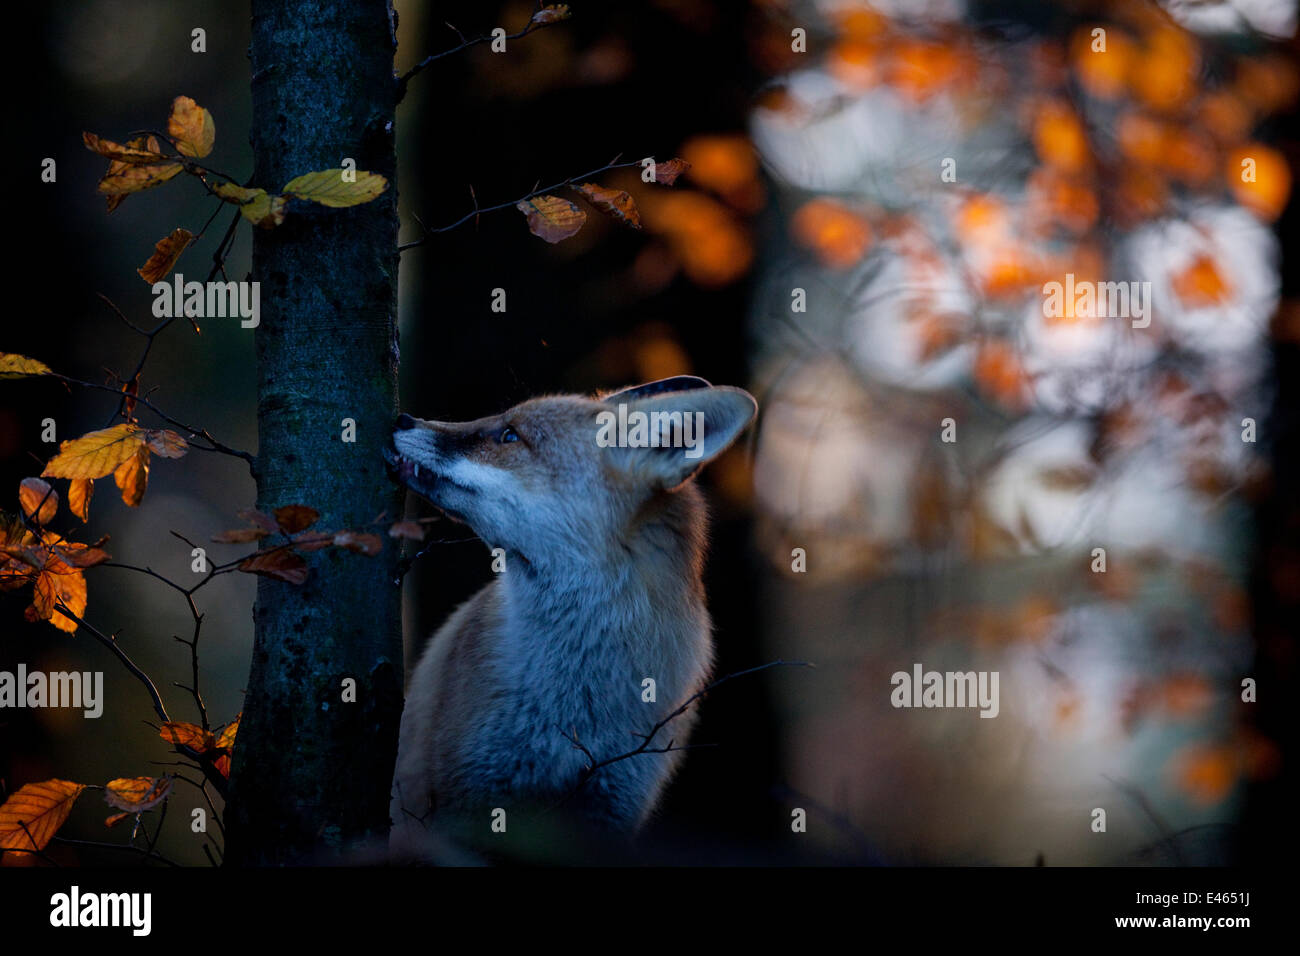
[444,458,518,497]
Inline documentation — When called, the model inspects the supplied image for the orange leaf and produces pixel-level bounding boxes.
[104,812,129,829]
[42,424,145,481]
[238,547,309,584]
[113,447,150,508]
[273,505,319,534]
[333,531,383,556]
[94,135,182,200]
[517,195,586,243]
[103,776,172,813]
[48,569,86,634]
[137,228,194,284]
[388,520,426,541]
[18,478,58,525]
[0,779,85,854]
[572,183,641,229]
[651,158,690,185]
[82,132,168,164]
[68,479,93,522]
[216,713,240,751]
[54,544,110,569]
[167,96,215,158]
[159,722,216,753]
[144,429,189,459]
[214,755,231,779]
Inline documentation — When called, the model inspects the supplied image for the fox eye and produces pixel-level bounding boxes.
[498,425,520,444]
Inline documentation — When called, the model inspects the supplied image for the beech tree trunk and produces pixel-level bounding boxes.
[225,0,403,865]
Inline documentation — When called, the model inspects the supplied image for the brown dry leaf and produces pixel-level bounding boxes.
[28,572,55,621]
[104,812,130,829]
[238,547,309,585]
[18,478,58,525]
[572,182,641,228]
[82,132,168,164]
[113,447,150,508]
[216,713,240,751]
[0,779,86,854]
[53,542,110,569]
[42,424,145,481]
[274,505,319,534]
[651,158,691,185]
[103,776,173,813]
[68,479,93,522]
[282,169,388,207]
[517,195,587,243]
[213,183,287,229]
[94,135,182,200]
[531,3,571,24]
[291,531,335,552]
[332,531,383,556]
[0,354,51,378]
[167,96,215,158]
[159,722,216,753]
[211,527,269,543]
[137,228,194,284]
[388,520,426,541]
[237,509,280,534]
[144,429,189,459]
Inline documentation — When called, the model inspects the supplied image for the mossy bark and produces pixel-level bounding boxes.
[225,0,403,865]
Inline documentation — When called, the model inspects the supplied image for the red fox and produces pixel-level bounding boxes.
[386,376,757,849]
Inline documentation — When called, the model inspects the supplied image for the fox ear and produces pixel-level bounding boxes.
[600,385,757,491]
[601,375,712,403]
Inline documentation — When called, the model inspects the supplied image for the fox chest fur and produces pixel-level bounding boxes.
[386,377,756,848]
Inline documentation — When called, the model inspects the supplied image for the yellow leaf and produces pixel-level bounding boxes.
[159,722,216,753]
[113,447,150,508]
[213,183,287,228]
[167,96,215,158]
[145,429,189,459]
[137,228,194,284]
[216,713,240,751]
[282,169,389,207]
[48,569,87,634]
[42,424,145,481]
[104,776,173,813]
[68,479,93,522]
[573,182,641,229]
[0,779,85,855]
[18,478,58,525]
[82,132,168,164]
[0,353,51,378]
[517,194,587,243]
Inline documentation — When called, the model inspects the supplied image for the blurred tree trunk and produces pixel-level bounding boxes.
[225,0,403,865]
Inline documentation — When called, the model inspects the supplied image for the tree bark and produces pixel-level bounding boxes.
[226,0,403,865]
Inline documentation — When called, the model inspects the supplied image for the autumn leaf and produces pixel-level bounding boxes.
[650,158,691,185]
[48,570,87,634]
[388,520,426,541]
[333,531,383,556]
[18,478,58,525]
[531,4,571,24]
[274,505,319,534]
[93,134,182,200]
[290,531,335,552]
[214,755,231,779]
[237,508,281,535]
[145,429,189,459]
[282,169,388,207]
[82,132,168,165]
[0,353,51,378]
[238,547,309,584]
[211,527,269,543]
[104,776,173,813]
[67,479,93,522]
[159,722,216,753]
[104,812,129,829]
[113,446,150,508]
[0,779,85,855]
[167,96,215,158]
[572,182,641,229]
[56,545,110,569]
[137,228,194,284]
[27,572,55,622]
[517,195,587,243]
[213,183,287,228]
[216,713,240,751]
[42,424,145,481]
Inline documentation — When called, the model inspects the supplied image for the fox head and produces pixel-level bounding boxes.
[385,377,757,568]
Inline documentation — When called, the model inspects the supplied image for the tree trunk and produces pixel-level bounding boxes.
[225,0,403,865]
